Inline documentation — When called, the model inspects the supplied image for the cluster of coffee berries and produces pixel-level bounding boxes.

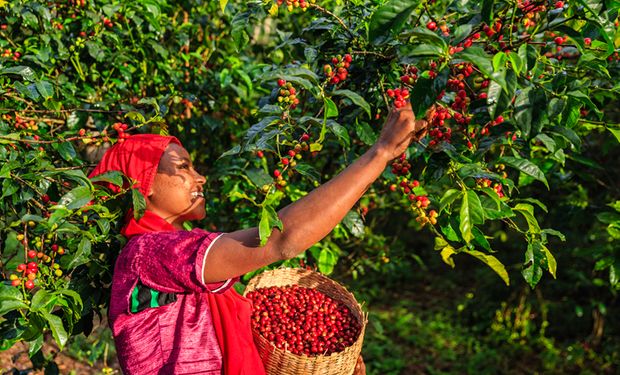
[1,48,21,61]
[4,114,39,131]
[426,20,450,36]
[102,17,114,28]
[476,178,505,198]
[391,178,431,209]
[391,153,411,175]
[400,66,418,85]
[276,0,312,11]
[9,234,65,290]
[482,20,502,38]
[386,88,410,108]
[268,133,311,190]
[323,54,352,85]
[427,60,438,79]
[416,209,438,226]
[112,122,130,142]
[494,163,508,179]
[389,177,436,226]
[11,261,39,289]
[479,115,505,136]
[246,285,361,356]
[428,107,453,147]
[276,79,300,109]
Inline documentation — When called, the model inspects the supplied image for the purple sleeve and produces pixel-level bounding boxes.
[134,229,232,294]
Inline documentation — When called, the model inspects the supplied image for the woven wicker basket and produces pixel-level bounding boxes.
[243,268,367,375]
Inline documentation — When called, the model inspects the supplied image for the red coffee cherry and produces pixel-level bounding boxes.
[426,21,437,31]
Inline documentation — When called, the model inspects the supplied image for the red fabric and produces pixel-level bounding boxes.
[90,134,265,375]
[88,133,181,196]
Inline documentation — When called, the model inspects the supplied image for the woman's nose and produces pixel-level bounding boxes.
[194,170,206,185]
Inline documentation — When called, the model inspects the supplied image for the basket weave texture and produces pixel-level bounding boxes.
[243,268,368,375]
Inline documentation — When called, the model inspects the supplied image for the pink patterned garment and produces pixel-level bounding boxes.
[109,229,233,374]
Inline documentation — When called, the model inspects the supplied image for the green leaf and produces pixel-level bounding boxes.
[90,171,124,188]
[522,241,545,288]
[508,52,523,76]
[542,228,566,241]
[343,210,364,238]
[28,335,44,358]
[472,227,491,252]
[0,283,28,315]
[258,204,283,246]
[0,65,36,81]
[328,122,350,148]
[408,29,449,50]
[514,203,541,233]
[30,289,54,312]
[492,52,507,72]
[452,24,473,44]
[368,0,418,44]
[440,245,457,268]
[35,81,54,100]
[463,249,510,286]
[457,47,494,78]
[318,247,338,275]
[131,188,146,219]
[52,142,77,162]
[434,236,449,250]
[567,91,601,117]
[459,190,484,243]
[42,312,68,349]
[487,69,516,118]
[332,90,371,118]
[14,82,40,101]
[354,120,377,146]
[58,186,93,210]
[534,133,556,153]
[295,163,320,182]
[605,124,620,143]
[500,157,548,189]
[1,179,19,199]
[246,168,272,188]
[480,187,501,209]
[542,244,557,279]
[65,237,92,270]
[324,97,338,118]
[439,188,461,213]
[220,0,228,12]
[400,44,445,58]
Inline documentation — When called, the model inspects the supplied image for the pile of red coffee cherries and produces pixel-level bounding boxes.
[246,285,361,356]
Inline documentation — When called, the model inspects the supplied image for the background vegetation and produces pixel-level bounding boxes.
[1,0,619,373]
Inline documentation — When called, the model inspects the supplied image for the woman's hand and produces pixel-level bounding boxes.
[374,103,431,162]
[353,355,366,375]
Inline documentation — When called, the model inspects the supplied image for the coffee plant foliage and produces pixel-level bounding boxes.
[0,0,619,369]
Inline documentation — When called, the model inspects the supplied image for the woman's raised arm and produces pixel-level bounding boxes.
[203,103,429,283]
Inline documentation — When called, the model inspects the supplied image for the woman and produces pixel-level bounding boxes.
[89,103,428,374]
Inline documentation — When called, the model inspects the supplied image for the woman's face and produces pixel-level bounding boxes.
[147,143,206,228]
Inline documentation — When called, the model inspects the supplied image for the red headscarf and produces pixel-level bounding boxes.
[89,134,265,375]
